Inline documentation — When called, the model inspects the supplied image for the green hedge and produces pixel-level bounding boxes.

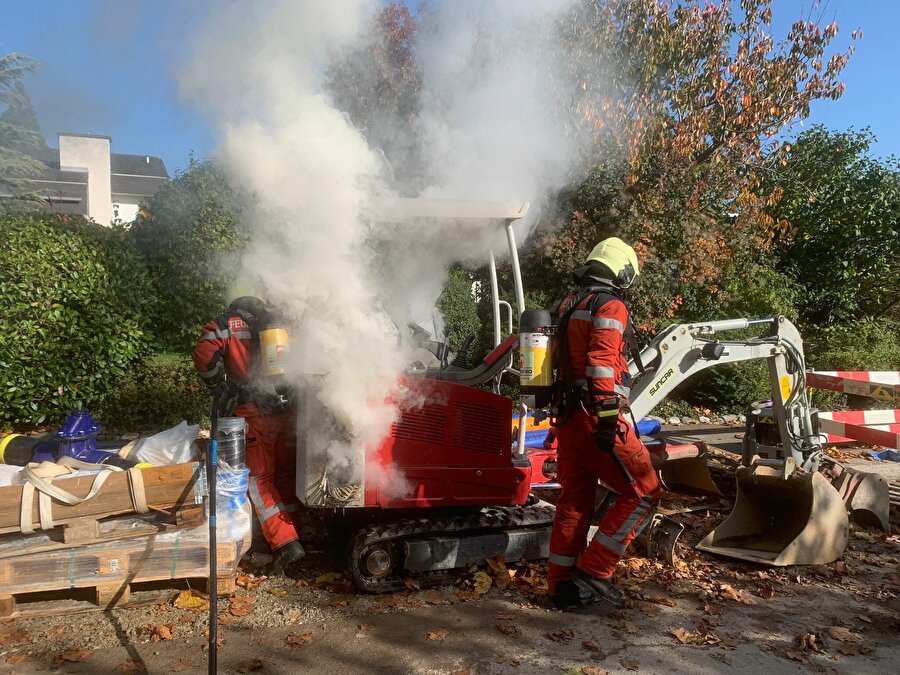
[0,212,157,427]
[808,319,900,371]
[98,352,211,433]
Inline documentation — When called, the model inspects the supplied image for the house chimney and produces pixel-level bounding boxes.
[58,133,113,225]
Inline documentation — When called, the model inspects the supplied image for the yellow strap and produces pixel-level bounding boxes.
[595,408,619,418]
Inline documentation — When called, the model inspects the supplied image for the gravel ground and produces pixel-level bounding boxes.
[0,431,897,674]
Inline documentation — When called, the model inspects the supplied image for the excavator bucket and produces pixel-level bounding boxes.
[696,462,849,566]
[826,463,891,531]
[647,440,722,497]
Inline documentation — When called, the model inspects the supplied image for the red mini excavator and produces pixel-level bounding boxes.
[294,198,888,592]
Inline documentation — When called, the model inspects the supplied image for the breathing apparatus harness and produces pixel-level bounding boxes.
[550,283,644,426]
[213,303,293,415]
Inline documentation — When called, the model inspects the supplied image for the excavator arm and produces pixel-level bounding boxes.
[619,315,889,565]
[627,316,823,472]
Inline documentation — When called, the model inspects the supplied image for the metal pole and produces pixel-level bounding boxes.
[207,390,222,674]
[504,222,526,325]
[488,249,501,348]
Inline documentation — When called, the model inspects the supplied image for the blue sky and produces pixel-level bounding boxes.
[2,1,898,175]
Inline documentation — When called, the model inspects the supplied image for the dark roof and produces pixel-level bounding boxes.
[29,146,168,179]
[111,153,168,178]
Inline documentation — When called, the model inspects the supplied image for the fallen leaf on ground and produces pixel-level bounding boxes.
[426,629,448,642]
[547,628,575,642]
[493,611,516,620]
[150,624,175,642]
[295,579,310,588]
[325,598,348,608]
[796,632,824,653]
[496,623,521,637]
[719,583,742,601]
[582,667,608,675]
[424,591,444,605]
[620,657,640,671]
[236,657,265,673]
[609,618,638,635]
[451,669,471,675]
[671,628,693,644]
[0,629,31,647]
[857,615,872,623]
[230,605,251,617]
[268,588,289,598]
[646,595,676,607]
[838,640,875,656]
[757,586,775,599]
[404,578,421,591]
[173,589,209,611]
[166,659,198,673]
[826,626,855,642]
[5,654,29,665]
[315,572,344,586]
[286,632,313,647]
[58,648,93,662]
[473,571,493,595]
[785,650,807,663]
[118,659,147,673]
[236,575,263,590]
[486,555,507,575]
[703,604,720,616]
[582,636,601,652]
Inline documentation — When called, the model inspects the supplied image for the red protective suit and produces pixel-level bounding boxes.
[193,312,302,551]
[547,288,660,593]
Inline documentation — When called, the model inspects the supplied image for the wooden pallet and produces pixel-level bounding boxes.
[0,537,239,595]
[0,505,205,560]
[0,572,237,619]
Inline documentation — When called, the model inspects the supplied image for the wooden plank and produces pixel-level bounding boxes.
[176,504,204,526]
[0,540,239,596]
[62,518,100,544]
[1,574,236,620]
[0,594,14,618]
[0,513,185,560]
[94,582,130,607]
[0,462,200,535]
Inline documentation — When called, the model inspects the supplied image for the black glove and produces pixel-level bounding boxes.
[201,366,226,393]
[592,401,619,453]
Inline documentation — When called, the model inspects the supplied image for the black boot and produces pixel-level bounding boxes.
[270,540,306,576]
[550,579,595,611]
[572,569,625,608]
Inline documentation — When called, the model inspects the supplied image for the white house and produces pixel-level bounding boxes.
[23,132,169,225]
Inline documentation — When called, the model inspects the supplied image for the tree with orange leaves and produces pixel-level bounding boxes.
[530,0,856,327]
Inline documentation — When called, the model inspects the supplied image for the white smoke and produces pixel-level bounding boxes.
[180,0,587,499]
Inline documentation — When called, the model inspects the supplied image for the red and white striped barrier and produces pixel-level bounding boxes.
[818,409,900,450]
[807,371,899,403]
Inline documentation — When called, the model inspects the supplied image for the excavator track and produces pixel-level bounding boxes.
[347,502,556,593]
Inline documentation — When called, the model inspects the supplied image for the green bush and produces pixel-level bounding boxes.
[98,353,211,433]
[0,213,157,427]
[130,158,249,352]
[807,319,900,371]
[678,264,802,412]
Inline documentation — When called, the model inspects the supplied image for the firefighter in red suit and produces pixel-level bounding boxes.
[548,238,661,609]
[193,280,306,574]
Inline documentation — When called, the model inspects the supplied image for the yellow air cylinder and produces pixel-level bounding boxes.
[519,310,553,407]
[259,323,289,378]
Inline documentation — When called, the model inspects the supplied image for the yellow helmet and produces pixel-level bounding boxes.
[584,237,640,289]
[225,278,266,307]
